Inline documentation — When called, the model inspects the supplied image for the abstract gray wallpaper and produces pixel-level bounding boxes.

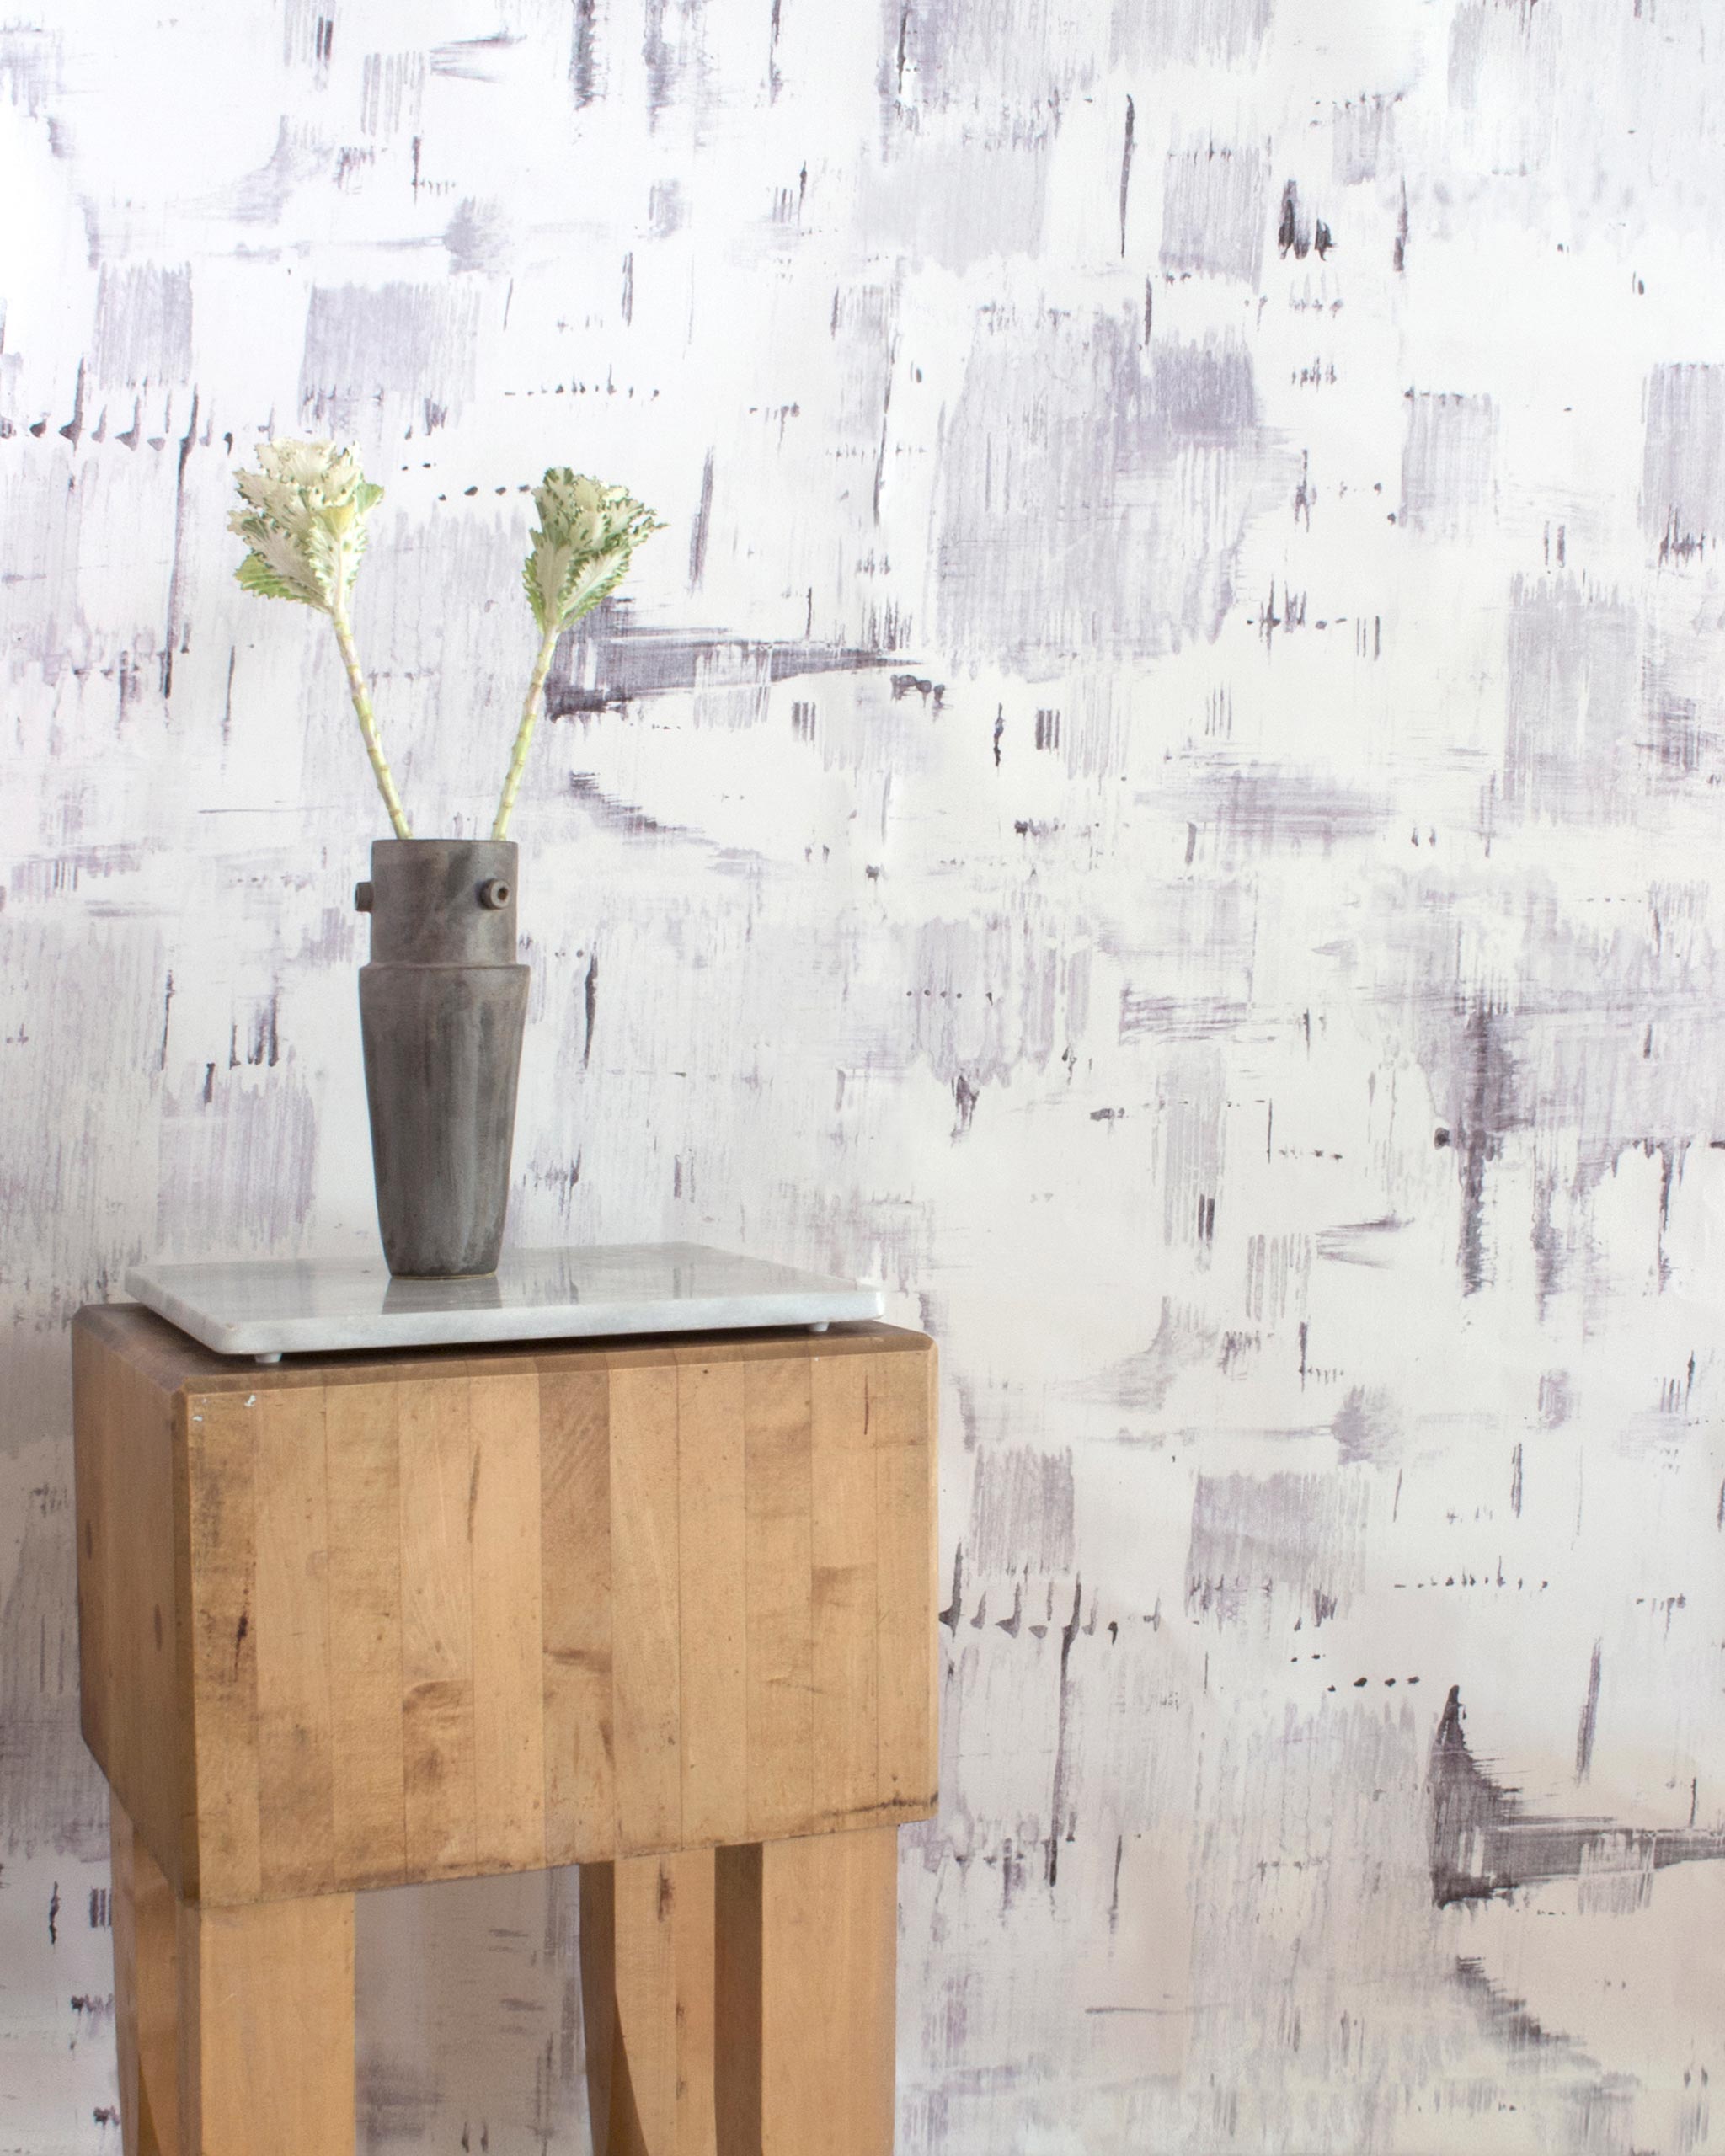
[4,1,1725,2149]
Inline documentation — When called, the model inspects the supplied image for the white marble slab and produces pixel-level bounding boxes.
[124,1243,885,1361]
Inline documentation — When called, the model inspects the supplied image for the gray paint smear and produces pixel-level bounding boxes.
[1186,1470,1370,1626]
[965,1446,1076,1577]
[1449,0,1559,144]
[1332,93,1395,184]
[937,316,1279,664]
[428,33,526,83]
[1502,573,1639,819]
[1573,1638,1602,1781]
[443,197,513,276]
[569,0,599,106]
[0,23,59,115]
[154,1067,320,1257]
[1642,361,1725,557]
[862,125,1052,273]
[359,50,425,137]
[544,603,897,722]
[891,0,1094,117]
[281,0,334,72]
[1332,1385,1403,1465]
[0,1475,108,1861]
[906,910,1080,1092]
[90,264,192,388]
[1112,0,1273,69]
[644,0,705,120]
[226,115,333,224]
[0,915,166,1452]
[1400,391,1496,537]
[1167,765,1391,858]
[300,280,482,426]
[1429,1686,1725,1910]
[1160,137,1268,287]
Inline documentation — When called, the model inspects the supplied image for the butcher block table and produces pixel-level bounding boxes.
[72,1277,938,2156]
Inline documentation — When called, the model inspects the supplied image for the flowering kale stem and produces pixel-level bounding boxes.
[494,472,661,838]
[231,444,657,841]
[491,621,560,842]
[332,600,412,840]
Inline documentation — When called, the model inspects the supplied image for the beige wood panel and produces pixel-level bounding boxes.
[76,1307,938,1907]
[614,1853,678,2153]
[759,1827,899,2156]
[323,1381,408,1888]
[398,1371,478,1878]
[181,1387,262,1905]
[609,1354,682,1855]
[581,1850,718,2156]
[809,1353,880,1823]
[110,1798,139,2156]
[109,1795,180,2156]
[179,1892,356,2156]
[742,1356,814,1843]
[713,1828,900,2156]
[541,1364,615,1865]
[676,1351,749,1849]
[133,1838,183,2156]
[671,1846,718,2153]
[253,1386,338,1900]
[873,1342,939,1810]
[470,1369,547,1874]
[73,1321,188,1893]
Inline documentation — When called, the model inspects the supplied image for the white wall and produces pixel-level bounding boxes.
[5,1,1725,2148]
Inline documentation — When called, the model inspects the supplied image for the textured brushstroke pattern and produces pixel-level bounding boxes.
[5,1,1725,2151]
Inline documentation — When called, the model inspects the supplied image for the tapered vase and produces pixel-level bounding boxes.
[355,838,530,1278]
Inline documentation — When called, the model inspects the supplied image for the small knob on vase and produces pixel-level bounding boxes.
[478,878,512,911]
[355,881,374,912]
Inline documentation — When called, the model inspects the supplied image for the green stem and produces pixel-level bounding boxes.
[331,601,412,841]
[493,622,560,842]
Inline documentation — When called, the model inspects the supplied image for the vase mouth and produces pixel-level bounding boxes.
[371,836,518,853]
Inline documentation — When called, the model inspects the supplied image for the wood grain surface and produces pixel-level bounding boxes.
[177,1890,356,2155]
[109,1797,179,2156]
[73,1306,938,1905]
[580,1849,719,2156]
[713,1828,900,2156]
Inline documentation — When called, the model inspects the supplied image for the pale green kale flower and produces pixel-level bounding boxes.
[494,468,662,838]
[229,439,386,614]
[522,470,663,637]
[228,438,410,836]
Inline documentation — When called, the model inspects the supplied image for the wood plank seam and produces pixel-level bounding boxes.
[609,1354,682,1856]
[676,1348,750,1853]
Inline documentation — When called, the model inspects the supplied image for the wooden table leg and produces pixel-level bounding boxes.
[715,1828,900,2156]
[179,1892,357,2153]
[109,1790,356,2154]
[111,1796,179,2156]
[580,1849,718,2153]
[583,1829,899,2155]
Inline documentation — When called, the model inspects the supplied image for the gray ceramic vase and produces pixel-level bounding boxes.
[355,838,530,1278]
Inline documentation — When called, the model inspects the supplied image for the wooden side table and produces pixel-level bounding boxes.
[72,1307,938,2156]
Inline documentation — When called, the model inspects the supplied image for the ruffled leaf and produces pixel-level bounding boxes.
[229,439,384,615]
[521,467,663,637]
